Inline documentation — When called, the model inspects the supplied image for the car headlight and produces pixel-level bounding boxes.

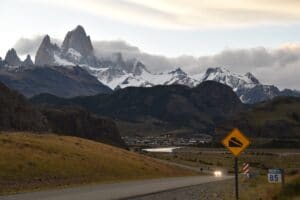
[214,171,222,177]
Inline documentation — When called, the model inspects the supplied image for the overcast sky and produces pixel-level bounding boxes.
[1,0,300,89]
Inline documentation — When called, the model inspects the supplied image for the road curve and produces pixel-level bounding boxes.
[0,176,232,200]
[150,158,213,174]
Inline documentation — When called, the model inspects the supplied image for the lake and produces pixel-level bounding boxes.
[142,147,181,153]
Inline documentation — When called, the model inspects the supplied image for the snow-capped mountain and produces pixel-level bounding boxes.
[198,67,283,103]
[29,25,199,90]
[89,65,200,89]
[35,26,99,67]
[1,25,299,104]
[96,65,286,104]
[30,25,261,97]
[199,67,259,91]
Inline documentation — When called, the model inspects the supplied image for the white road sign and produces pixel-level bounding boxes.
[268,169,282,183]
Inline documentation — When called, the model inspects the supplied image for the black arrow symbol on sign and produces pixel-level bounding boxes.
[228,137,243,147]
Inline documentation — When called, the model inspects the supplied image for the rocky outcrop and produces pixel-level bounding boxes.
[34,26,98,67]
[4,48,22,66]
[61,25,99,66]
[132,60,147,75]
[245,72,260,84]
[35,35,60,66]
[3,51,33,67]
[236,84,280,104]
[23,55,34,66]
[62,25,93,57]
[164,67,197,87]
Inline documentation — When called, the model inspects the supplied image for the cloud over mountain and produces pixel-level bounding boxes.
[197,44,300,89]
[13,36,61,58]
[93,41,300,90]
[12,35,300,90]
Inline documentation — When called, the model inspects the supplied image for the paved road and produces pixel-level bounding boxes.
[0,176,232,200]
[150,158,214,174]
[127,179,234,200]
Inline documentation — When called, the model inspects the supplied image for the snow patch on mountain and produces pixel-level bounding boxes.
[66,48,82,61]
[91,66,200,89]
[200,67,258,92]
[54,54,74,66]
[4,25,300,104]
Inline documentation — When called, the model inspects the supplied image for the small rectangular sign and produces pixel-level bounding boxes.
[268,169,283,183]
[268,173,282,183]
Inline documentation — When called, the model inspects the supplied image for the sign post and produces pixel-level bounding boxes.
[234,157,239,200]
[222,128,250,200]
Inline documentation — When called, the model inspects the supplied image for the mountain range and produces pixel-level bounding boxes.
[30,81,243,135]
[0,25,299,103]
[30,82,300,146]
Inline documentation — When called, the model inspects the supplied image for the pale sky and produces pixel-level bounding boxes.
[1,0,300,57]
[1,0,300,89]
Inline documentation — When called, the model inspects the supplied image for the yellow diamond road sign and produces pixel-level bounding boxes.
[222,128,250,157]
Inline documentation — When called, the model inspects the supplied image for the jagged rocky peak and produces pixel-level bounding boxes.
[245,72,260,84]
[0,57,5,67]
[202,67,258,84]
[35,35,60,66]
[201,66,262,93]
[62,25,93,57]
[23,55,34,66]
[132,60,148,75]
[204,67,229,76]
[124,57,149,75]
[4,48,22,66]
[202,67,230,81]
[169,67,187,75]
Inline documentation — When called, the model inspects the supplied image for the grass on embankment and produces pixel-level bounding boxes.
[228,173,300,200]
[216,173,300,200]
[147,148,300,199]
[274,175,300,200]
[0,132,196,195]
